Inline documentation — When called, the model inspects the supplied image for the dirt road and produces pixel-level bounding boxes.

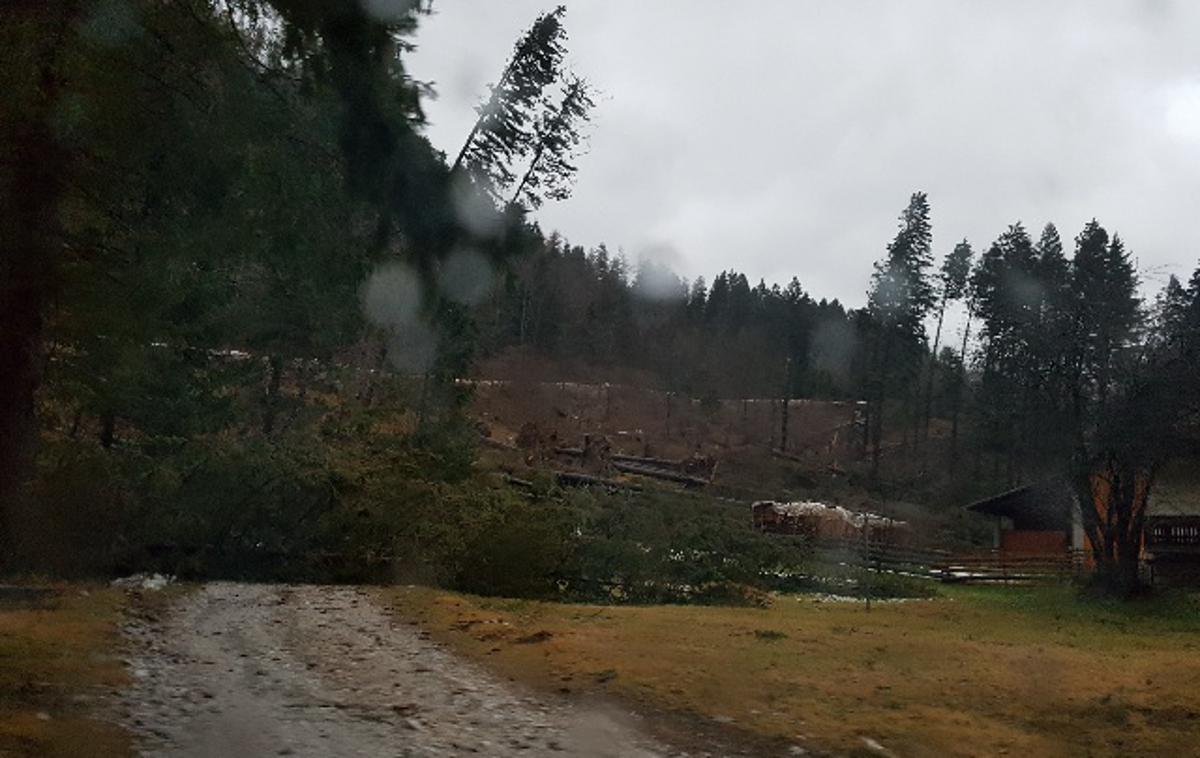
[119,583,677,757]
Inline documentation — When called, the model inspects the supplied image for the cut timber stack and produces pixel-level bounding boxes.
[553,440,714,489]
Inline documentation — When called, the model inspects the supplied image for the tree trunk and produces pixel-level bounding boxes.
[262,355,283,435]
[99,412,116,449]
[416,371,430,432]
[923,298,947,441]
[908,380,921,461]
[518,288,529,346]
[871,384,886,477]
[510,141,546,208]
[860,400,871,456]
[1014,381,1035,486]
[1072,456,1154,597]
[950,313,971,471]
[451,57,518,172]
[1005,413,1017,487]
[779,357,792,451]
[0,3,77,562]
[871,332,892,478]
[949,392,961,471]
[780,397,789,451]
[664,392,672,438]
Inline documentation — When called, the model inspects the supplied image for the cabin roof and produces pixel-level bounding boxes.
[1149,460,1200,516]
[964,464,1200,525]
[963,479,1075,531]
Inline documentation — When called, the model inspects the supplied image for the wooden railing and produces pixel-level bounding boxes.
[799,537,1084,584]
[1148,516,1200,550]
[807,538,946,579]
[934,550,1085,584]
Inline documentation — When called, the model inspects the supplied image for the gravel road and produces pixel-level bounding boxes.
[118,583,676,757]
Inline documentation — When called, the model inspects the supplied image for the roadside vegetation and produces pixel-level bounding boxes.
[384,584,1200,758]
[0,586,130,757]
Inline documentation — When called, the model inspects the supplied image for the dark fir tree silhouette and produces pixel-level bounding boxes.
[452,6,568,201]
[511,74,596,210]
[923,239,973,441]
[864,192,935,475]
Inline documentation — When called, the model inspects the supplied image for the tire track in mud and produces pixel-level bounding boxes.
[118,583,677,757]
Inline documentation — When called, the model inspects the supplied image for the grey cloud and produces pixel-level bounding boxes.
[408,0,1200,307]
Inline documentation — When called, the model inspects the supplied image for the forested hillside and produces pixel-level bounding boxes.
[473,239,858,400]
[1,0,532,580]
[3,1,1199,598]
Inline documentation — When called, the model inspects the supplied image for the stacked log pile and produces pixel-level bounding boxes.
[751,500,909,542]
[554,438,714,488]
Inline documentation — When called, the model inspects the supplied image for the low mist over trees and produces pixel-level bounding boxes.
[477,237,856,400]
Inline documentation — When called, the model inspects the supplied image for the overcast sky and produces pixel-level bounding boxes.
[406,0,1200,308]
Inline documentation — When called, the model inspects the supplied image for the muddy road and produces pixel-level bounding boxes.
[118,583,679,757]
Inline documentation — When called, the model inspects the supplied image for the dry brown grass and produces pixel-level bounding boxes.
[0,584,130,757]
[380,585,1200,757]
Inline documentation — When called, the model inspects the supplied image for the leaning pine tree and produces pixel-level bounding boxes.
[510,74,595,210]
[452,6,568,201]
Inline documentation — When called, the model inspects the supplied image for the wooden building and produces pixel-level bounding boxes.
[964,465,1200,584]
[1143,461,1200,584]
[964,480,1083,555]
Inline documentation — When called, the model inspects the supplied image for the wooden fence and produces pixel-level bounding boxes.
[934,550,1085,584]
[802,538,1085,584]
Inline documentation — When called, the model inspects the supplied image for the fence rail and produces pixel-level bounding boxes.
[935,551,1084,584]
[798,537,1084,584]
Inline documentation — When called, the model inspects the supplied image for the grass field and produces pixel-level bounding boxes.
[381,584,1200,757]
[0,584,130,758]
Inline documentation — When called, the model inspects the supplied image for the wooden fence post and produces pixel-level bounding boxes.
[861,516,871,613]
